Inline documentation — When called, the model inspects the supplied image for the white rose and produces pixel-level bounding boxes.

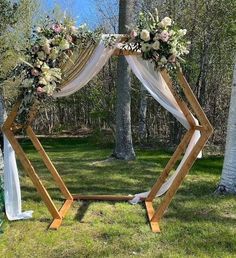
[161,17,172,27]
[140,29,150,42]
[152,41,160,50]
[179,29,187,36]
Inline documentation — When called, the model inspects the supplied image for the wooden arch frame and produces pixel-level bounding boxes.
[2,49,213,232]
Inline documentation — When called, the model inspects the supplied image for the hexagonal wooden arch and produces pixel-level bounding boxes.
[2,49,213,232]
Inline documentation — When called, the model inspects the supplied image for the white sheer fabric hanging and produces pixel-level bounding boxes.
[4,136,33,220]
[125,56,201,203]
[53,36,119,98]
[4,35,203,219]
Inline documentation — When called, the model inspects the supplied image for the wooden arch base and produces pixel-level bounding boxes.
[2,68,213,232]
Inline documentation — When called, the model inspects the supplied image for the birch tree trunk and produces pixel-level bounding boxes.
[113,0,136,160]
[216,61,236,194]
[0,96,5,216]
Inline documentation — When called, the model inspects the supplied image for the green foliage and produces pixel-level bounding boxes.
[0,0,40,99]
[0,137,234,257]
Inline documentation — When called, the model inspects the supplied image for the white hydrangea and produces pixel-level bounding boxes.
[140,29,150,42]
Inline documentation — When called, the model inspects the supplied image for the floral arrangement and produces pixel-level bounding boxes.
[126,9,190,69]
[9,17,102,123]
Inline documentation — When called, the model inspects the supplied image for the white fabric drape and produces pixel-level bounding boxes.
[53,36,118,98]
[4,35,203,218]
[125,56,201,203]
[4,136,33,220]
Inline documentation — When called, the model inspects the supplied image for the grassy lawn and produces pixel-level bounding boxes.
[0,137,235,257]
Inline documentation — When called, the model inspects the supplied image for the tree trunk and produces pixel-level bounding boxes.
[113,0,136,160]
[139,85,148,144]
[0,96,5,216]
[215,61,236,194]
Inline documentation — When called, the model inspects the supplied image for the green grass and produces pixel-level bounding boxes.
[0,137,236,258]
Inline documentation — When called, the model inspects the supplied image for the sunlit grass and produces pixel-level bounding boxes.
[0,137,235,257]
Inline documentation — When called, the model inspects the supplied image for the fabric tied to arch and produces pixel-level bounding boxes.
[125,56,202,204]
[4,34,203,219]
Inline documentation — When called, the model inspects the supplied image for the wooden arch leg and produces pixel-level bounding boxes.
[144,69,213,233]
[148,132,210,232]
[2,104,73,229]
[146,128,195,202]
[3,128,61,220]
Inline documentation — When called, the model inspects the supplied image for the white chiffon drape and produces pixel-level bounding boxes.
[4,36,202,219]
[4,136,33,220]
[125,56,202,203]
[53,37,118,98]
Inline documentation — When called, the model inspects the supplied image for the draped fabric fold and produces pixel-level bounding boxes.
[125,56,202,203]
[59,42,97,88]
[4,136,33,220]
[53,36,118,98]
[4,34,203,219]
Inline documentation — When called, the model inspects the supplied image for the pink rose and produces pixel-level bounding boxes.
[52,24,62,33]
[31,69,39,77]
[159,31,170,42]
[130,30,138,39]
[36,86,45,93]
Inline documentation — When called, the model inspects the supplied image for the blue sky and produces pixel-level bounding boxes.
[42,0,118,29]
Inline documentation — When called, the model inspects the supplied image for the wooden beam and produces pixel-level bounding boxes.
[151,133,209,222]
[26,126,73,201]
[146,128,195,201]
[49,199,73,230]
[160,69,196,128]
[73,194,134,201]
[2,127,61,220]
[145,201,160,233]
[177,69,213,133]
[112,49,141,56]
[149,70,213,224]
